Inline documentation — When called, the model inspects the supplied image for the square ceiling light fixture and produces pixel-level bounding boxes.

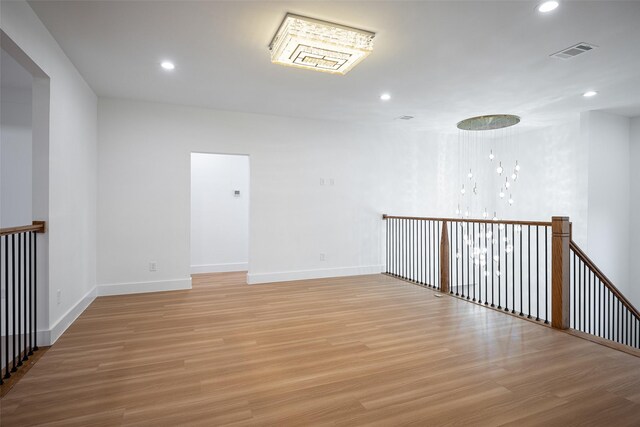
[269,13,375,75]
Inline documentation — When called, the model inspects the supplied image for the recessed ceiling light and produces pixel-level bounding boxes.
[583,91,598,97]
[269,13,375,75]
[380,93,391,101]
[537,1,559,13]
[161,61,175,70]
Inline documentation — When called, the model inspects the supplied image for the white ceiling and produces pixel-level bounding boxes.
[28,1,640,132]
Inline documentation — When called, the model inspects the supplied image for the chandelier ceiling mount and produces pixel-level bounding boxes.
[457,114,521,131]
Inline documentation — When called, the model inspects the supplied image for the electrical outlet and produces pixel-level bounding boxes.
[320,178,325,186]
[329,178,334,186]
[320,253,325,261]
[149,261,157,272]
[57,289,61,305]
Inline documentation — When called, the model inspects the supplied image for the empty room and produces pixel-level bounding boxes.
[1,0,639,425]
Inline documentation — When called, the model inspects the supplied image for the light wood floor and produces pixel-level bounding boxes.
[1,273,639,426]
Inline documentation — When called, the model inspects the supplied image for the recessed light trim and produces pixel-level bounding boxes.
[583,91,598,97]
[269,13,375,75]
[161,61,175,70]
[537,1,559,13]
[380,93,391,101]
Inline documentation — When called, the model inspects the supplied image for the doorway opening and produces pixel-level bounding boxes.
[190,153,249,275]
[1,30,51,389]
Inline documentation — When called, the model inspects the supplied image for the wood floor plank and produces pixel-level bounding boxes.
[1,273,639,426]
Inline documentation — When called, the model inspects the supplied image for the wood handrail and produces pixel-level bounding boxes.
[382,214,552,227]
[383,212,637,349]
[0,221,46,237]
[570,240,640,319]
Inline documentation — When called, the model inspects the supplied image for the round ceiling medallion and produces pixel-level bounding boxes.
[456,114,521,131]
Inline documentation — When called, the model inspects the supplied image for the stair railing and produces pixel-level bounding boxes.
[0,221,46,385]
[383,214,639,351]
[569,240,639,349]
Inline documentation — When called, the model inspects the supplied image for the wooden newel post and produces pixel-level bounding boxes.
[440,221,450,294]
[32,220,46,233]
[552,216,570,329]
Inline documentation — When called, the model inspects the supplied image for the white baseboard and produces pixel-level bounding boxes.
[37,329,51,346]
[191,262,248,274]
[48,286,97,345]
[97,277,192,296]
[247,265,384,285]
[0,288,97,346]
[34,278,191,346]
[1,331,56,347]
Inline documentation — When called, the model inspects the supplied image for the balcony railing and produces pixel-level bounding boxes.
[1,221,46,385]
[383,215,639,352]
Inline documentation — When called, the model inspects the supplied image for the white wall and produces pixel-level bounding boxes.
[97,97,439,289]
[504,121,588,245]
[1,83,32,228]
[1,1,97,344]
[630,117,640,307]
[99,98,631,299]
[191,153,249,274]
[583,111,631,301]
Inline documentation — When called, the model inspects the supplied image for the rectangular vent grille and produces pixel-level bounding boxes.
[551,42,597,60]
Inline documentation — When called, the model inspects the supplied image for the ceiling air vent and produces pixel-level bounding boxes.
[551,42,598,60]
[398,115,414,120]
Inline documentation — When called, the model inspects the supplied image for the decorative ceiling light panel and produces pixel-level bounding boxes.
[269,13,375,75]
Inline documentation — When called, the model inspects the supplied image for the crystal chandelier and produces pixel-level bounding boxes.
[455,114,521,221]
[269,14,375,75]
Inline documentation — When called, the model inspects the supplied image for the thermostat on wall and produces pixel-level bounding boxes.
[234,190,241,197]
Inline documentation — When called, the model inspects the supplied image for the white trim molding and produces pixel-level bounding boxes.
[247,265,383,285]
[190,262,248,274]
[97,277,192,297]
[36,278,192,346]
[47,286,97,345]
